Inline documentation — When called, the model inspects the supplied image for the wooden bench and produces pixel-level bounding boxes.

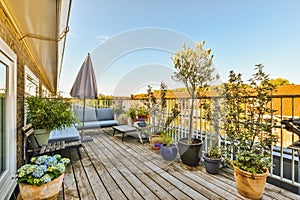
[22,123,82,164]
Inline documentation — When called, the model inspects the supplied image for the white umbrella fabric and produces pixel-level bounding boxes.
[70,53,98,142]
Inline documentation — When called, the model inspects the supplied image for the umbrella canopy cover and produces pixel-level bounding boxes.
[70,53,98,99]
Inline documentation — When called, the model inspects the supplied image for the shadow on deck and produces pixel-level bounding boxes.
[57,128,299,200]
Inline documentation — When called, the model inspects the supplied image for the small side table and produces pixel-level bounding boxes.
[133,122,152,144]
[112,125,137,142]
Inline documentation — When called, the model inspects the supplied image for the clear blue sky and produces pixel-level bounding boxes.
[60,0,300,97]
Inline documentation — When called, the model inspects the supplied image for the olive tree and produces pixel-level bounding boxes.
[171,41,219,143]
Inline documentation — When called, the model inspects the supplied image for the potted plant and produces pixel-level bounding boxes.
[171,41,219,166]
[160,129,178,161]
[223,64,278,199]
[26,95,76,146]
[16,154,70,200]
[203,145,222,174]
[127,106,137,125]
[137,106,149,122]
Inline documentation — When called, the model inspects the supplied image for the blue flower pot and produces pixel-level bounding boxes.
[160,144,178,161]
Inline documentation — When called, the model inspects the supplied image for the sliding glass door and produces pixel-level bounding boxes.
[0,38,17,199]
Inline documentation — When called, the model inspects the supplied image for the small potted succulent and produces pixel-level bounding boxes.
[16,154,70,200]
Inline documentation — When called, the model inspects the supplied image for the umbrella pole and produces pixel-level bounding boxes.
[81,98,93,142]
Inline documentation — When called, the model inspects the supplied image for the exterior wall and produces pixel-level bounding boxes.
[0,9,45,168]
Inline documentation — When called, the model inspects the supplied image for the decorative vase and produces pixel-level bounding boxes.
[18,173,64,200]
[233,164,268,199]
[34,129,51,146]
[160,144,178,161]
[202,153,221,174]
[178,138,202,166]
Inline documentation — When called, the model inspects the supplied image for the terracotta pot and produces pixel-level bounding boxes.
[149,134,163,148]
[19,173,64,200]
[233,165,268,199]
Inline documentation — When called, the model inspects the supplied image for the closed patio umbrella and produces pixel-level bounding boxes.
[70,53,98,142]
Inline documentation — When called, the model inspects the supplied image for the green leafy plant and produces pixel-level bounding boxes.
[207,145,222,159]
[223,64,278,175]
[16,154,70,186]
[127,107,137,120]
[26,96,76,130]
[161,129,175,146]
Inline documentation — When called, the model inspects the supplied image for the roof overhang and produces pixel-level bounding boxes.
[0,0,72,93]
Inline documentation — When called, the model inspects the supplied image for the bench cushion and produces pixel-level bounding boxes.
[96,108,114,121]
[49,125,81,142]
[74,109,98,122]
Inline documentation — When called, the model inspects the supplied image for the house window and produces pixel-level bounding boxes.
[25,66,38,96]
[0,38,17,199]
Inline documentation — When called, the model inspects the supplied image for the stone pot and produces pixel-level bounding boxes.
[202,153,221,175]
[178,138,202,166]
[233,164,268,199]
[33,129,51,146]
[19,173,64,200]
[160,144,178,161]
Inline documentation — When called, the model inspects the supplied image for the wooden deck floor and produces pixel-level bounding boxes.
[57,128,299,200]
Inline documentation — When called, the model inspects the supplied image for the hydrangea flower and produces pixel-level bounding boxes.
[32,165,47,178]
[40,174,52,184]
[55,163,66,173]
[44,156,57,167]
[16,154,70,186]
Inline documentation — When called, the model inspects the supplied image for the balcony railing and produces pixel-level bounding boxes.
[72,94,300,193]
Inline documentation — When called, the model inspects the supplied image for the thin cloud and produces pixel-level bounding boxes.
[96,35,110,44]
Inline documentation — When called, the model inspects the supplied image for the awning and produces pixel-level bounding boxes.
[0,0,72,93]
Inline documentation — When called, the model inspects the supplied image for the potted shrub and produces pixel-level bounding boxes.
[202,145,222,174]
[160,129,178,161]
[171,41,219,166]
[16,154,70,200]
[223,64,278,199]
[137,106,149,122]
[26,96,76,146]
[127,106,137,125]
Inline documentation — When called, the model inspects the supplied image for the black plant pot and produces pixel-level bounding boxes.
[203,153,221,175]
[178,138,203,166]
[160,144,178,161]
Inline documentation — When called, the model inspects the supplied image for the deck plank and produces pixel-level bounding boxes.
[98,130,192,200]
[58,128,299,200]
[95,135,163,200]
[78,147,111,200]
[69,148,96,199]
[85,142,127,200]
[60,149,80,200]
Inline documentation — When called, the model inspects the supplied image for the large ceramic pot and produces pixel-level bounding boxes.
[233,164,268,199]
[34,129,51,147]
[19,173,64,200]
[178,138,203,166]
[160,144,178,161]
[202,153,221,175]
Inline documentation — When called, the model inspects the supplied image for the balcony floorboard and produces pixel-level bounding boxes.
[57,128,299,200]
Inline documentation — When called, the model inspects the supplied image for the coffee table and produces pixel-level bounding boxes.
[112,125,137,142]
